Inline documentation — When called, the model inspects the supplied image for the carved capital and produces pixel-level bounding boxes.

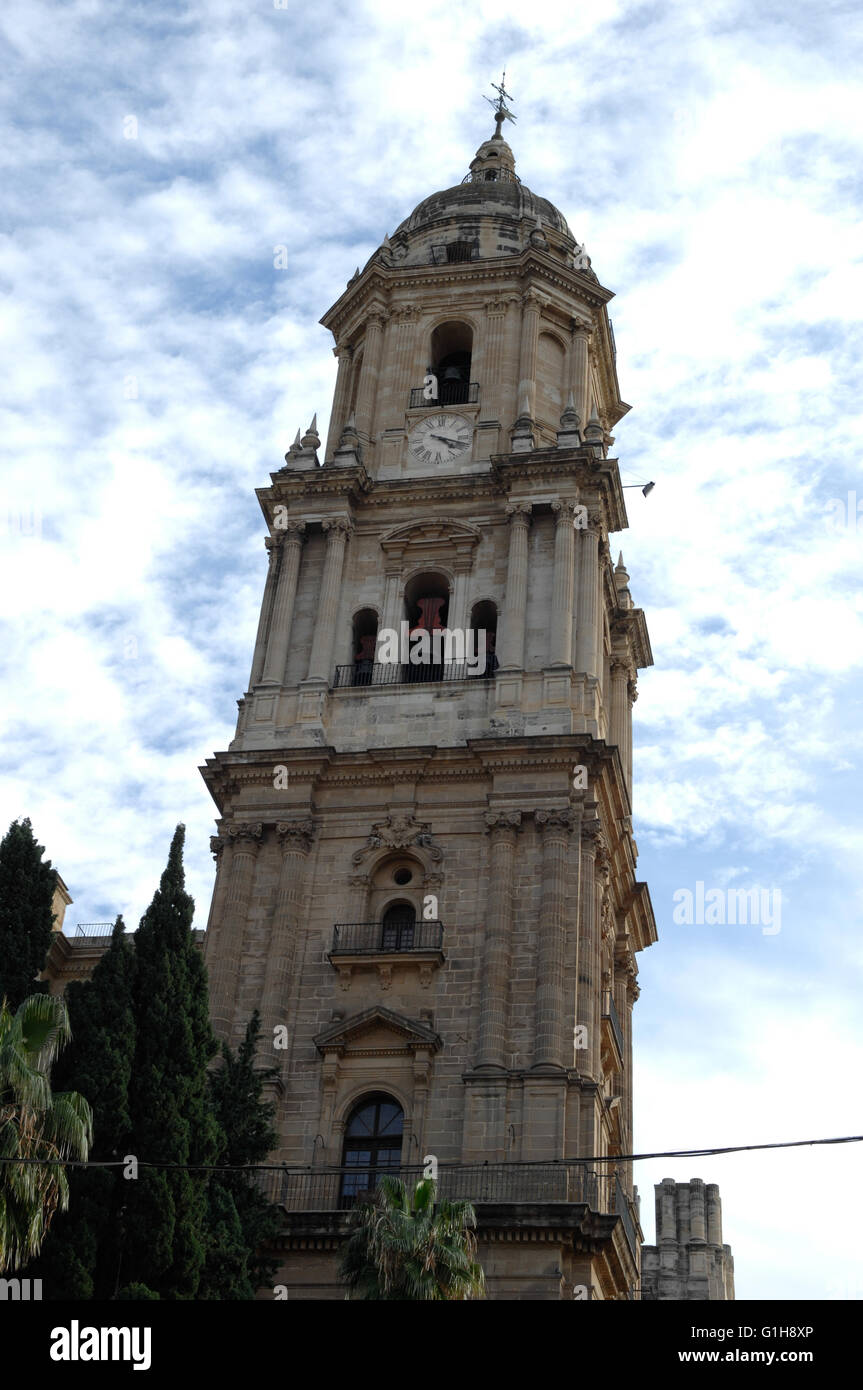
[484,810,523,835]
[505,501,532,525]
[535,809,576,835]
[521,291,542,312]
[322,516,353,540]
[276,819,315,854]
[570,317,593,340]
[551,499,581,528]
[228,822,263,851]
[610,659,632,681]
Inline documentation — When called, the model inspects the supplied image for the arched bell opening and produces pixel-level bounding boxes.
[402,571,450,683]
[430,321,473,405]
[351,607,379,686]
[469,599,499,678]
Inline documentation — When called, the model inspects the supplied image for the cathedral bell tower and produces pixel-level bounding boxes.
[201,87,657,1300]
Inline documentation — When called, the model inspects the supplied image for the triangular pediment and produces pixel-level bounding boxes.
[314,1006,441,1055]
[380,517,480,552]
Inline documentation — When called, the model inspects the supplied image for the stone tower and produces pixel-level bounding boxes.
[200,104,657,1300]
[641,1180,735,1300]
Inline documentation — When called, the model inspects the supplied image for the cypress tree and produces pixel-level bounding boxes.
[0,817,56,1010]
[32,916,135,1298]
[119,825,219,1298]
[200,1011,282,1298]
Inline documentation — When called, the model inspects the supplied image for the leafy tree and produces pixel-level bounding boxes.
[0,818,56,1010]
[0,993,92,1271]
[199,1010,282,1298]
[31,917,135,1298]
[118,825,220,1299]
[338,1176,485,1300]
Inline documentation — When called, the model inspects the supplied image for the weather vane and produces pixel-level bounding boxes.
[484,69,516,136]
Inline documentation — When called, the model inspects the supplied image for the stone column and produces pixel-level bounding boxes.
[324,346,353,461]
[706,1184,723,1245]
[260,820,315,1061]
[380,564,404,643]
[203,832,232,970]
[208,822,262,1042]
[306,518,352,682]
[449,566,470,637]
[576,815,601,1080]
[609,658,631,782]
[533,809,575,1068]
[690,1179,707,1242]
[248,538,279,687]
[517,292,541,421]
[261,522,306,686]
[549,501,577,667]
[574,514,600,676]
[354,310,386,442]
[498,503,531,670]
[570,320,592,428]
[477,811,522,1068]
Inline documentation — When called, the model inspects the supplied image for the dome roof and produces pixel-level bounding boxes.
[394,179,573,241]
[392,129,574,244]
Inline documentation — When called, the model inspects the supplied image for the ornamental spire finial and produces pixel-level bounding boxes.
[484,69,516,138]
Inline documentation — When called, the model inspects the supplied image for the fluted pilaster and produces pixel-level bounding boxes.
[533,809,575,1068]
[550,500,578,667]
[260,820,315,1057]
[306,518,352,682]
[324,346,353,461]
[477,811,522,1068]
[261,522,306,685]
[498,503,531,670]
[209,822,262,1042]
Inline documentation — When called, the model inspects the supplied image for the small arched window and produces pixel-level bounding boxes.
[341,1094,404,1206]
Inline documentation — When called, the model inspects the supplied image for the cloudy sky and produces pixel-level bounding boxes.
[2,0,861,1300]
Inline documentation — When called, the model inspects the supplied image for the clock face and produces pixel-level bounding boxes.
[408,413,472,466]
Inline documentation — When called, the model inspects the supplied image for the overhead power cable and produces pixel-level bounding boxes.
[1,1133,861,1172]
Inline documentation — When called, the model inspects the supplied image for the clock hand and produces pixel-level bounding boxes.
[430,434,467,448]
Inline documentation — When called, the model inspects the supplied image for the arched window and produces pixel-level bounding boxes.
[340,1094,404,1206]
[381,902,416,952]
[469,600,498,677]
[351,607,378,685]
[431,321,473,405]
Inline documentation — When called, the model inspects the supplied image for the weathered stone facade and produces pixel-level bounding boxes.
[201,120,657,1299]
[642,1179,735,1300]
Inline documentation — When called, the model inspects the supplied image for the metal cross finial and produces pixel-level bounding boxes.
[484,69,516,134]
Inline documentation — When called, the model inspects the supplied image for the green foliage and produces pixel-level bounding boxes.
[199,1011,282,1298]
[27,829,283,1300]
[0,993,92,1272]
[0,818,56,1011]
[338,1176,486,1301]
[33,917,135,1297]
[120,825,219,1299]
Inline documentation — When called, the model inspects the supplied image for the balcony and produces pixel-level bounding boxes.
[258,1160,602,1212]
[328,920,445,990]
[330,920,443,956]
[333,657,497,689]
[408,380,480,409]
[255,1160,639,1261]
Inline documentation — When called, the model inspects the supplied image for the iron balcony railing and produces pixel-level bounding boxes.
[408,381,480,409]
[256,1161,604,1213]
[603,993,625,1057]
[330,920,444,956]
[73,923,115,939]
[333,657,497,689]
